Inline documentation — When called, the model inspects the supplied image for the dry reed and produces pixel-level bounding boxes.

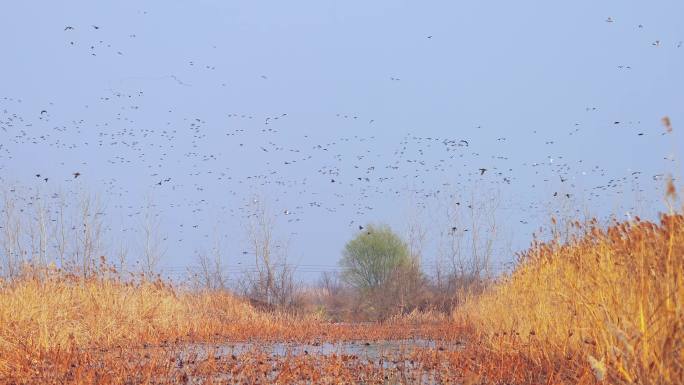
[459,206,683,384]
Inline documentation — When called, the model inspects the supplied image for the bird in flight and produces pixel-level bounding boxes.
[73,172,81,178]
[662,116,672,132]
[479,168,487,175]
[64,26,74,31]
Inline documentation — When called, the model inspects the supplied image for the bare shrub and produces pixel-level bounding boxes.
[139,198,166,277]
[431,187,500,311]
[243,197,299,309]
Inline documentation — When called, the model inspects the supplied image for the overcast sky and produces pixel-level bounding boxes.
[1,0,682,280]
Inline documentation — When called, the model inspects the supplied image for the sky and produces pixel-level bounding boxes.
[0,0,682,281]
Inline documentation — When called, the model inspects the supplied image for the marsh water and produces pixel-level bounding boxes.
[172,339,466,384]
[183,338,462,360]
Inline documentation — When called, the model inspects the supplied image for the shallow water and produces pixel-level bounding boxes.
[175,339,465,384]
[184,338,461,360]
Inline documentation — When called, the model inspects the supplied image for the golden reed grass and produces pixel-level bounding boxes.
[459,205,683,383]
[0,270,309,374]
[1,189,681,384]
[0,268,461,383]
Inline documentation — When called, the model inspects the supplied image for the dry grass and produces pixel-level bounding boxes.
[1,199,682,384]
[0,269,317,374]
[0,341,564,385]
[458,208,684,384]
[0,268,464,383]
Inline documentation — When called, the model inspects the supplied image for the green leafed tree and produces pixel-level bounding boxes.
[340,224,411,292]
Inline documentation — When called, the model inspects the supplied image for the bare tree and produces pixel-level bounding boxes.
[270,244,297,308]
[52,191,69,269]
[115,240,129,280]
[193,229,228,291]
[0,187,107,280]
[466,188,499,279]
[139,198,165,277]
[431,186,501,310]
[27,190,49,267]
[319,271,344,298]
[405,196,428,267]
[1,189,24,279]
[315,271,353,321]
[244,196,298,308]
[74,192,105,279]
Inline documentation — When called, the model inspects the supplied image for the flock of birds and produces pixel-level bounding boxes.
[0,11,680,277]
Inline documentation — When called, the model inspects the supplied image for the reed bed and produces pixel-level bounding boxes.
[0,270,462,383]
[459,209,684,384]
[0,272,275,372]
[1,202,682,383]
[3,338,577,385]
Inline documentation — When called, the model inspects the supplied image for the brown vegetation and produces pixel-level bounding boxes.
[459,210,683,384]
[0,189,682,384]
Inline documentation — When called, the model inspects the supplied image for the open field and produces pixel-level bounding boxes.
[1,204,681,384]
